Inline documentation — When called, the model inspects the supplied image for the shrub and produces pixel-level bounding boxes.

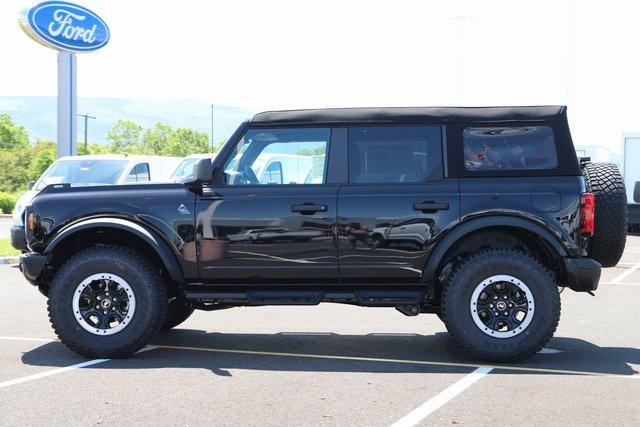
[0,192,17,214]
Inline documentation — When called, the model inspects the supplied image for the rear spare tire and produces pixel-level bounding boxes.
[582,162,627,267]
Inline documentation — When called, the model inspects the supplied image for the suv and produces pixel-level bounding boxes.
[19,106,628,362]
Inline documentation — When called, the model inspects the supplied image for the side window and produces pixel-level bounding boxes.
[348,126,442,184]
[223,128,329,186]
[463,126,558,171]
[261,161,283,184]
[126,163,150,182]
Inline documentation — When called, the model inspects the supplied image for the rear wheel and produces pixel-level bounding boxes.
[582,162,627,267]
[48,246,167,358]
[441,249,560,362]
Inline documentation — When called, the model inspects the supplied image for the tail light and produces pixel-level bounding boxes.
[580,192,595,236]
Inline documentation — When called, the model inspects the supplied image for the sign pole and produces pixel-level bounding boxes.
[57,51,77,158]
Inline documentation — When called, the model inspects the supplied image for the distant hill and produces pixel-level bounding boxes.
[0,96,254,144]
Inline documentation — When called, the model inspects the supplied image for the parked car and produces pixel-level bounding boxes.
[11,154,181,251]
[170,153,214,182]
[18,106,627,362]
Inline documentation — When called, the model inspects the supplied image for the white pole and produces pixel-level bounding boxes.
[57,51,77,158]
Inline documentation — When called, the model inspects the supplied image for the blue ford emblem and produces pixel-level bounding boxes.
[19,1,110,52]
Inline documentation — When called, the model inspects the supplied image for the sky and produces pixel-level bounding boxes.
[1,0,639,155]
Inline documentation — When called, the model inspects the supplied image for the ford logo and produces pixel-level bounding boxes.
[19,1,109,52]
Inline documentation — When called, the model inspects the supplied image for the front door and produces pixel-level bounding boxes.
[196,127,338,284]
[337,125,460,284]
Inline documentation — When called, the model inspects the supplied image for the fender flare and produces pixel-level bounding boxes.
[45,217,184,283]
[423,215,570,280]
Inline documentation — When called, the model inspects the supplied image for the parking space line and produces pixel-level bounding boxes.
[0,336,56,343]
[153,344,640,380]
[0,346,157,390]
[391,367,493,427]
[610,262,640,284]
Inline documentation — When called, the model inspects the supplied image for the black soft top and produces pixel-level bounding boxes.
[251,106,566,126]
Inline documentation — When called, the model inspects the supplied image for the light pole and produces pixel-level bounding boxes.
[210,104,214,152]
[450,15,476,105]
[78,113,96,153]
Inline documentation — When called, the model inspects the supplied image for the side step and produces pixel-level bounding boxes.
[184,287,426,307]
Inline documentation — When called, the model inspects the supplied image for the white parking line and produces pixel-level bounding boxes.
[610,262,640,284]
[391,367,493,427]
[0,346,157,390]
[0,336,56,343]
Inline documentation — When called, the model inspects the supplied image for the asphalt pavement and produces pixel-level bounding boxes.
[1,237,639,425]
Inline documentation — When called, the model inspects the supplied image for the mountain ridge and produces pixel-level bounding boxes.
[0,96,254,144]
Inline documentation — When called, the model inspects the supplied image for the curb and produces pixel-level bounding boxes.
[0,214,13,218]
[0,256,19,265]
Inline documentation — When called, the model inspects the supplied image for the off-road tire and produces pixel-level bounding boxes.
[48,246,167,358]
[582,162,627,267]
[441,249,560,363]
[161,297,195,331]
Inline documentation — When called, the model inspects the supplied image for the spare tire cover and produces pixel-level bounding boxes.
[582,162,627,267]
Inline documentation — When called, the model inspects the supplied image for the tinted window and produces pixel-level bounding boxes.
[126,163,150,182]
[261,161,283,184]
[223,128,329,186]
[348,126,442,184]
[463,126,557,171]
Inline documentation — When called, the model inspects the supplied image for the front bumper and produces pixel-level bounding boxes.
[564,257,601,292]
[10,225,28,252]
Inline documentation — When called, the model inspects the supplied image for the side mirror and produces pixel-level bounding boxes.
[634,181,640,203]
[27,181,35,190]
[191,158,214,184]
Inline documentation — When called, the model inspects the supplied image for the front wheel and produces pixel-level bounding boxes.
[441,249,560,362]
[47,246,167,358]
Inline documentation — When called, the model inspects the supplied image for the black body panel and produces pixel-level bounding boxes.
[337,181,460,284]
[196,185,339,284]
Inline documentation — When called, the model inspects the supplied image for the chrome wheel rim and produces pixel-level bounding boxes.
[72,273,136,336]
[469,274,535,338]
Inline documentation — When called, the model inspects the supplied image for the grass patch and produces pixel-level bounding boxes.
[0,239,20,257]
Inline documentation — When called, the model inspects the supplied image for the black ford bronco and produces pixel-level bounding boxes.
[19,106,628,362]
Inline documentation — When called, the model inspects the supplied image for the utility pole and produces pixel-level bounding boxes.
[210,104,214,152]
[78,113,96,153]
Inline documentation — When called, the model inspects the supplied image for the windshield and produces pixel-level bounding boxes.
[171,158,201,182]
[35,159,129,191]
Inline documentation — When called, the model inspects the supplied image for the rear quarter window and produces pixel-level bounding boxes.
[463,126,557,172]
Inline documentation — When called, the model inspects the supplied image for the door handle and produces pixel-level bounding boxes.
[291,203,328,214]
[413,202,449,212]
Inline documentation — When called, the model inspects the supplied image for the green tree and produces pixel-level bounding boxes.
[213,138,227,153]
[0,114,29,150]
[141,123,173,155]
[163,128,210,157]
[28,139,57,180]
[0,148,32,193]
[106,119,142,153]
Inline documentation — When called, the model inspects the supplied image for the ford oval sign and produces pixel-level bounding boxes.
[19,1,109,52]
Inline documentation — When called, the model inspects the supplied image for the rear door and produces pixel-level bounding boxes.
[196,127,339,284]
[337,125,460,284]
